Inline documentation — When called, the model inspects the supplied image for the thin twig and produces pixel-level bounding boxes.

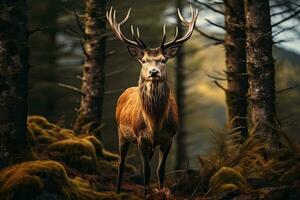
[276,84,298,94]
[195,27,224,43]
[28,27,49,36]
[213,81,228,92]
[272,9,300,27]
[58,83,85,96]
[76,75,83,80]
[73,8,85,37]
[192,0,224,15]
[272,26,296,38]
[80,39,89,59]
[205,18,225,30]
[206,71,227,81]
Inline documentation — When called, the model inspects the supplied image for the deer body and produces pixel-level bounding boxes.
[106,6,198,193]
[115,50,178,193]
[116,83,178,185]
[116,84,178,146]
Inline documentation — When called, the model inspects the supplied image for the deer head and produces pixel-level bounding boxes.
[106,6,198,82]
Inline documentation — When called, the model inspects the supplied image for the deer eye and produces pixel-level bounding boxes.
[142,59,146,64]
[161,59,167,63]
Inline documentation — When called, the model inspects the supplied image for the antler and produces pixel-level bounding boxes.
[106,7,147,49]
[161,5,199,50]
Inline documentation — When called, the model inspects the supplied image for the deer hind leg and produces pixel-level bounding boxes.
[117,136,130,193]
[157,141,172,189]
[137,136,151,194]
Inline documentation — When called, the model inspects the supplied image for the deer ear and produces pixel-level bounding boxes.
[127,46,144,60]
[163,45,182,59]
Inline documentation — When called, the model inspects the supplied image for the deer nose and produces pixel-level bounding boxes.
[149,68,159,77]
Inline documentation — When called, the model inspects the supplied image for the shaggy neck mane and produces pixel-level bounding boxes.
[138,78,170,132]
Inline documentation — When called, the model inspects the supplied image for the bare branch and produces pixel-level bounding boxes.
[273,39,290,44]
[206,72,227,81]
[76,75,83,80]
[272,26,296,38]
[80,39,89,59]
[195,27,224,43]
[213,81,228,92]
[73,8,85,37]
[276,84,298,94]
[211,1,223,5]
[271,8,295,17]
[205,18,225,30]
[192,0,224,15]
[28,27,49,36]
[270,3,287,8]
[272,9,300,27]
[58,83,85,96]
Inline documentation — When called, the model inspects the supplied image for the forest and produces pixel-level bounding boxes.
[1,0,300,199]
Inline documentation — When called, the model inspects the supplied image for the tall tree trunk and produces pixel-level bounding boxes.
[244,0,278,145]
[175,0,187,169]
[74,0,106,135]
[0,0,34,168]
[224,0,248,139]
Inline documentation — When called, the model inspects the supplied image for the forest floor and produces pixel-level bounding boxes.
[1,116,300,200]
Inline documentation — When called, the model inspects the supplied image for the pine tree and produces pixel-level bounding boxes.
[224,0,248,139]
[245,0,278,146]
[74,0,107,135]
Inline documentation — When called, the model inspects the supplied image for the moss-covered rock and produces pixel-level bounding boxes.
[28,116,58,130]
[27,116,74,145]
[47,138,98,173]
[209,167,247,195]
[0,160,72,200]
[84,135,119,161]
[0,160,141,200]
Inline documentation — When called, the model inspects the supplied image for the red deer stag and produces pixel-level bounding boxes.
[106,6,198,194]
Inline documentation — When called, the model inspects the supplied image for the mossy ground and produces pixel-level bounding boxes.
[0,160,140,200]
[2,116,300,200]
[1,116,143,200]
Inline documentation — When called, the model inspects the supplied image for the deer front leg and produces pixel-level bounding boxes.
[157,141,172,188]
[137,136,151,194]
[117,136,130,193]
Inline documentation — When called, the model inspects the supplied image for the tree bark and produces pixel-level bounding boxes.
[175,0,187,169]
[0,0,34,168]
[223,0,248,139]
[244,0,278,145]
[74,0,106,135]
